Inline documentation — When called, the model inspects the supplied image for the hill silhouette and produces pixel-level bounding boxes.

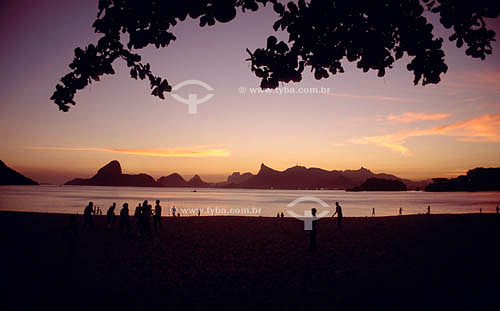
[0,160,38,185]
[65,160,211,187]
[157,173,188,187]
[425,167,500,192]
[65,160,156,187]
[63,160,429,189]
[347,178,407,192]
[187,175,210,188]
[223,163,426,190]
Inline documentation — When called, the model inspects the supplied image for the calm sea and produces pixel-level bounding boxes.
[0,185,498,217]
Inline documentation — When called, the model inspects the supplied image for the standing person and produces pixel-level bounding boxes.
[496,205,499,214]
[83,202,94,229]
[399,207,403,216]
[309,208,318,251]
[280,212,284,218]
[197,208,201,216]
[142,204,152,238]
[332,202,343,228]
[154,200,162,232]
[172,206,176,217]
[372,208,376,216]
[120,203,130,235]
[105,203,117,229]
[134,203,142,224]
[427,205,431,215]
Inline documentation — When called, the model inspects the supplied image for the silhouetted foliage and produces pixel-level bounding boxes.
[51,0,500,111]
[425,167,500,191]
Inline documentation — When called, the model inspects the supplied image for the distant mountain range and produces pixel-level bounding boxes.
[425,167,500,192]
[66,160,211,188]
[217,163,428,190]
[0,160,38,185]
[4,159,497,192]
[64,160,430,190]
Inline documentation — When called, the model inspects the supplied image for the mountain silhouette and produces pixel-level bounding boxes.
[425,167,500,192]
[187,175,210,188]
[65,160,157,187]
[0,160,38,185]
[223,163,427,190]
[157,173,188,187]
[227,172,254,184]
[63,160,429,190]
[347,178,407,191]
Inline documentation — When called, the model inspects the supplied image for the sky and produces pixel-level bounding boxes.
[0,0,499,184]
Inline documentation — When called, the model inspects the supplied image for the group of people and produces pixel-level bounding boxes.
[83,200,164,237]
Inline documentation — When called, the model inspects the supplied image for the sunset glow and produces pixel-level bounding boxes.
[0,0,499,184]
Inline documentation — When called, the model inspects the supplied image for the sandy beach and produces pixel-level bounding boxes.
[2,211,499,310]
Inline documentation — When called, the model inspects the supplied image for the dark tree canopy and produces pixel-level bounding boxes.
[51,0,500,111]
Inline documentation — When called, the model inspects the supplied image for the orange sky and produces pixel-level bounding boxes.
[0,1,499,184]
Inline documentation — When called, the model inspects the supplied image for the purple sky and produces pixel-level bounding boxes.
[1,0,499,184]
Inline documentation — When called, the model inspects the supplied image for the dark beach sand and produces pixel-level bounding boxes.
[1,211,499,310]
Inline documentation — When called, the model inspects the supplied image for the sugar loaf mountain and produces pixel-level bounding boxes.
[65,160,434,191]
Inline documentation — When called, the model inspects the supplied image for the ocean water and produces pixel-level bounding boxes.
[0,185,498,217]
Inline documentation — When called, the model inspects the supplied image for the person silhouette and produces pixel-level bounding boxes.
[105,203,117,229]
[120,203,130,235]
[134,203,142,224]
[309,208,318,251]
[427,205,431,215]
[277,212,280,218]
[198,208,201,216]
[372,208,376,216]
[142,204,152,238]
[280,212,284,218]
[83,202,94,229]
[496,205,499,214]
[154,200,162,232]
[332,202,343,228]
[399,207,403,216]
[172,206,176,217]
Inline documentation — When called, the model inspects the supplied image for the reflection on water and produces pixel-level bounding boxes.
[0,185,498,217]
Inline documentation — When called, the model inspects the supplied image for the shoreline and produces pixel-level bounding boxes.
[0,209,496,218]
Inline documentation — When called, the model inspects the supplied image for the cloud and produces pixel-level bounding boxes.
[444,71,500,92]
[324,92,414,103]
[24,146,231,158]
[387,112,450,123]
[472,71,500,87]
[352,114,500,156]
